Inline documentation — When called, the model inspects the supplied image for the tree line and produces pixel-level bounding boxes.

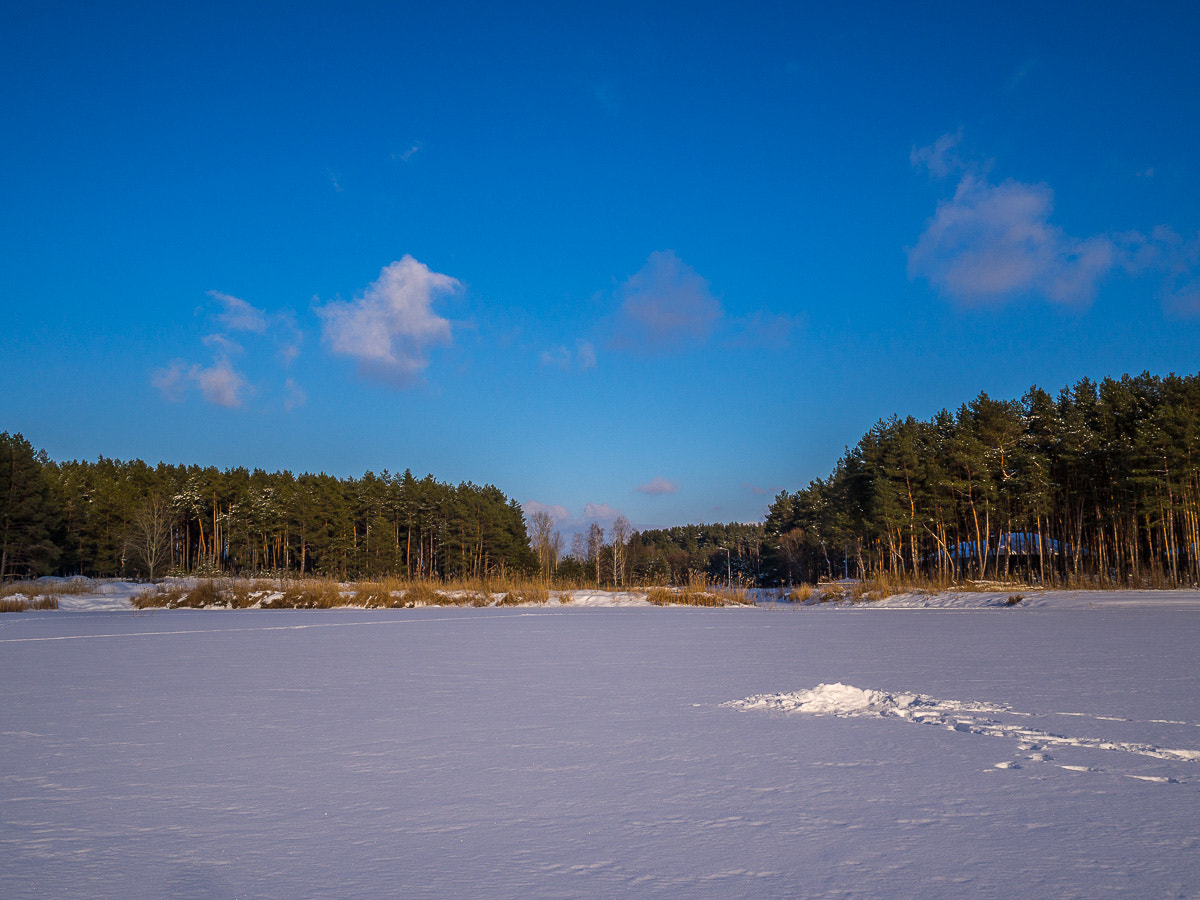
[527,507,765,588]
[10,368,1195,589]
[764,371,1200,586]
[0,434,536,581]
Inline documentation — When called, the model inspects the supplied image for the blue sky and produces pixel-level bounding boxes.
[3,1,1199,534]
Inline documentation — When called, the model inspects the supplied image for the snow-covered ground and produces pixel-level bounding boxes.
[2,585,1198,897]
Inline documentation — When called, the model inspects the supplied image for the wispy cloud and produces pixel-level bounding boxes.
[203,333,243,356]
[909,134,1200,311]
[909,135,1120,306]
[611,251,723,353]
[741,482,769,496]
[540,339,597,371]
[316,255,461,387]
[576,340,597,369]
[152,358,248,409]
[909,171,1117,306]
[284,377,307,411]
[151,362,188,402]
[1156,227,1200,316]
[208,291,268,333]
[636,476,678,496]
[910,129,966,180]
[273,310,303,366]
[522,500,570,523]
[393,141,423,163]
[583,502,620,523]
[194,359,248,407]
[1004,59,1039,93]
[154,290,302,410]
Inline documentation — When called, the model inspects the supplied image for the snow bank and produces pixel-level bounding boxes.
[805,588,1200,610]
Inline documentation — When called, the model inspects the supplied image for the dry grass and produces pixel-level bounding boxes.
[131,583,189,609]
[124,574,761,611]
[788,584,815,603]
[263,580,345,609]
[0,595,58,612]
[498,584,550,606]
[0,578,89,612]
[1,577,89,603]
[645,575,755,607]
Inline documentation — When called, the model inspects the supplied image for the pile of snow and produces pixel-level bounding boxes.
[561,590,667,607]
[726,683,1200,765]
[723,682,1003,719]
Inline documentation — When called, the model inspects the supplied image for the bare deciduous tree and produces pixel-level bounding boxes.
[587,523,604,585]
[126,494,175,581]
[779,527,807,586]
[611,514,631,587]
[529,510,563,578]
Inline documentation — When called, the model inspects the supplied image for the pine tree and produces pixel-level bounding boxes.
[0,433,60,580]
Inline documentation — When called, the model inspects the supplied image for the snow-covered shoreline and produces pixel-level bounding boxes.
[10,576,1200,613]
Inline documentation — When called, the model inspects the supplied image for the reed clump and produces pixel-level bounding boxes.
[0,578,88,611]
[646,574,755,607]
[0,594,58,612]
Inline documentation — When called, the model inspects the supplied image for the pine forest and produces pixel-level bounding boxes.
[4,369,1200,588]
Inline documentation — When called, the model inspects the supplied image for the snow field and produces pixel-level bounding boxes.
[1,603,1198,897]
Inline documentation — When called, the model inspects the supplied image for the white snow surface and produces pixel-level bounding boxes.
[2,584,1199,897]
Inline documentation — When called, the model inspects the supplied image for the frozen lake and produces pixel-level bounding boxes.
[2,602,1198,897]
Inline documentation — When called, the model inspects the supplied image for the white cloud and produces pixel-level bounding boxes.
[194,359,247,408]
[274,310,303,366]
[909,135,1200,309]
[583,502,620,523]
[151,361,188,402]
[284,378,307,411]
[522,500,570,523]
[203,333,243,356]
[540,346,571,370]
[152,359,248,408]
[908,172,1117,306]
[611,251,723,353]
[540,339,598,371]
[636,477,678,496]
[316,255,461,386]
[208,291,268,333]
[910,129,965,180]
[576,340,597,370]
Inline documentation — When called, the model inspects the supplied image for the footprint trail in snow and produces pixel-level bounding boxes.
[724,683,1200,781]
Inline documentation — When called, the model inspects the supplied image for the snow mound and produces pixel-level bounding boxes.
[726,683,926,716]
[725,683,1200,766]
